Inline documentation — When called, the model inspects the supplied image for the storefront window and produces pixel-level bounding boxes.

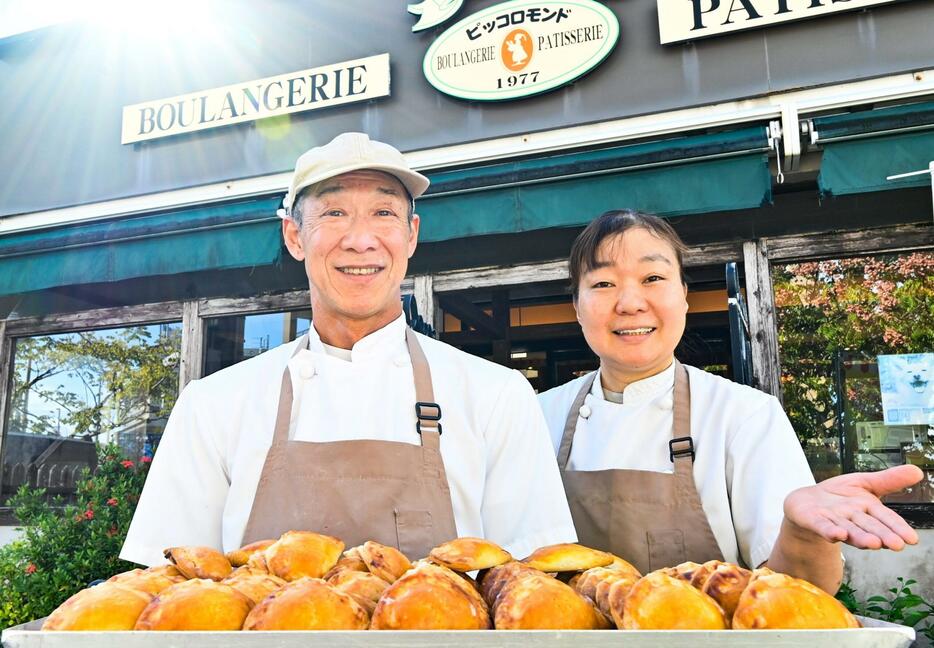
[2,323,182,503]
[773,251,933,503]
[203,309,312,376]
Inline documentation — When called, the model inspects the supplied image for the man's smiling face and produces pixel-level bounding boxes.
[283,170,419,335]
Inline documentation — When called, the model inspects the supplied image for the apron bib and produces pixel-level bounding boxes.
[557,361,727,573]
[241,327,457,560]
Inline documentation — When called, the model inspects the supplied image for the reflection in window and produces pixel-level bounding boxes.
[203,310,311,376]
[773,252,933,503]
[3,324,182,502]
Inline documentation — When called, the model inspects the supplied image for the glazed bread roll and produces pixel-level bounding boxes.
[242,577,368,630]
[493,569,610,630]
[134,579,253,630]
[622,571,728,630]
[358,540,412,584]
[164,546,232,581]
[43,584,153,631]
[226,539,276,568]
[429,537,512,572]
[327,570,391,615]
[264,531,344,581]
[521,543,614,573]
[732,571,860,629]
[107,568,179,595]
[223,572,288,605]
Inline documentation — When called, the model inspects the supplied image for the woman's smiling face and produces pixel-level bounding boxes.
[574,227,689,389]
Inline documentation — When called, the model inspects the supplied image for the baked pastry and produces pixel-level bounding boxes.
[327,570,392,615]
[429,537,512,572]
[243,577,368,630]
[264,531,344,581]
[107,568,178,595]
[732,571,860,629]
[479,561,537,606]
[661,560,703,582]
[226,539,276,568]
[43,584,153,630]
[622,571,727,629]
[223,572,288,605]
[606,554,642,580]
[521,543,613,572]
[246,551,268,572]
[134,579,253,630]
[164,546,232,581]
[370,562,491,629]
[359,540,412,583]
[493,570,610,630]
[606,576,638,628]
[693,561,752,621]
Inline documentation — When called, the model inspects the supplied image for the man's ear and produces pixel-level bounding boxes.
[282,218,305,261]
[408,213,421,259]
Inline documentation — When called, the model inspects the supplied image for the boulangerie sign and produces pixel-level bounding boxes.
[121,54,390,144]
[657,0,914,45]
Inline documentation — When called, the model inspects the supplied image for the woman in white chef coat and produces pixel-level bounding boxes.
[538,210,923,594]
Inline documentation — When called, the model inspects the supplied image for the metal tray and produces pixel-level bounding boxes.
[1,616,915,648]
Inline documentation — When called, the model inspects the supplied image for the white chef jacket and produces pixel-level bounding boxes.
[537,363,815,569]
[121,315,576,566]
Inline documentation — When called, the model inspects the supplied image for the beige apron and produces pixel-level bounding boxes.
[558,361,728,573]
[240,327,457,560]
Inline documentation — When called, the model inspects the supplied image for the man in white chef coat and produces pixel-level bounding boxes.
[121,133,576,565]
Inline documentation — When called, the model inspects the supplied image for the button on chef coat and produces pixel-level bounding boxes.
[121,315,576,567]
[537,364,815,568]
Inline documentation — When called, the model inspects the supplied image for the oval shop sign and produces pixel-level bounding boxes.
[423,0,620,101]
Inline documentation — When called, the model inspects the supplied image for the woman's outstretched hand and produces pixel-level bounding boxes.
[783,464,923,550]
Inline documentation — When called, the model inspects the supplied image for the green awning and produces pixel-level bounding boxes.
[814,102,934,197]
[0,198,283,297]
[417,127,772,242]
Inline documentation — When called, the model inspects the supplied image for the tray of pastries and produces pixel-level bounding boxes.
[1,533,916,647]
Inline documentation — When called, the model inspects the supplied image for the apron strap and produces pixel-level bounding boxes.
[557,371,598,470]
[271,334,310,445]
[670,360,695,474]
[405,327,442,451]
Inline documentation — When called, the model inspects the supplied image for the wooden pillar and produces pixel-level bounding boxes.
[491,289,511,366]
[742,240,783,401]
[179,300,204,392]
[412,275,437,332]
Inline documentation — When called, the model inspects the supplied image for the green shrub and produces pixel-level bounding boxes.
[838,578,934,642]
[0,445,150,630]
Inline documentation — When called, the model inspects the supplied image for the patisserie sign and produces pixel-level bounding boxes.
[657,0,913,45]
[422,0,620,101]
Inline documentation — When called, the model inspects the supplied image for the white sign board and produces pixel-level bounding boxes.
[878,353,934,425]
[122,54,390,144]
[423,0,619,101]
[657,0,907,45]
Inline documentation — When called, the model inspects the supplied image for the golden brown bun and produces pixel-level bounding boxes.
[107,568,178,595]
[223,572,288,605]
[699,563,752,621]
[134,579,253,630]
[429,537,512,572]
[570,567,636,628]
[144,565,187,582]
[246,551,268,573]
[264,531,344,581]
[732,572,860,629]
[242,577,368,630]
[493,570,610,630]
[521,543,614,572]
[327,570,391,615]
[164,546,232,581]
[359,540,412,584]
[622,571,727,630]
[43,584,153,631]
[370,562,491,630]
[226,539,276,568]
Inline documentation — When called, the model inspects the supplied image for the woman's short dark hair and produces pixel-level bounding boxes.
[569,209,688,300]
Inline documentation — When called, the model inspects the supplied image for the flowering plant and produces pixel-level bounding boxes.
[0,445,150,629]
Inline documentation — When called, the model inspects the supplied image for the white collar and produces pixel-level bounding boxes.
[305,313,408,362]
[592,361,676,404]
